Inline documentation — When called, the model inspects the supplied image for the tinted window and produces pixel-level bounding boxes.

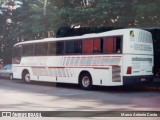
[74,40,82,53]
[56,41,64,55]
[116,37,122,53]
[47,42,56,55]
[12,46,22,64]
[66,41,74,54]
[35,43,47,56]
[65,40,82,54]
[22,44,34,56]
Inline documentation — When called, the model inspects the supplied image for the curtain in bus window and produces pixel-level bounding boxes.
[93,38,101,53]
[83,39,93,53]
[104,37,116,53]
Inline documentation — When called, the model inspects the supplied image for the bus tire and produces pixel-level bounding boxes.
[79,72,92,90]
[22,70,31,83]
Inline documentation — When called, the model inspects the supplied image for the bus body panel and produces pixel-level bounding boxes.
[122,55,153,76]
[121,29,153,84]
[13,54,123,86]
[13,66,123,86]
[122,54,153,85]
[123,29,153,55]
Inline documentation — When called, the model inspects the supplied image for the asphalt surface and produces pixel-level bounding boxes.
[0,78,160,119]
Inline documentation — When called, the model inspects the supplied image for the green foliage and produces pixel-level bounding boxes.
[0,0,160,64]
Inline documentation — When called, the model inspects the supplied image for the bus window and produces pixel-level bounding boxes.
[66,41,74,54]
[22,44,34,56]
[65,40,82,54]
[12,46,22,64]
[83,39,93,53]
[35,43,47,56]
[103,36,122,53]
[47,42,56,55]
[56,41,64,55]
[115,37,122,53]
[74,40,82,54]
[93,38,101,53]
[104,37,115,53]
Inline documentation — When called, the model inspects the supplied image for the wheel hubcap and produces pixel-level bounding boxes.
[25,74,30,82]
[82,76,90,87]
[10,74,13,80]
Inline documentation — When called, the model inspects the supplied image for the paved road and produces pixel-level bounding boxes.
[0,78,160,112]
[0,78,160,120]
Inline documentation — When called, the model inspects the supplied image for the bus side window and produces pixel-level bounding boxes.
[12,46,22,64]
[65,40,82,54]
[47,42,56,55]
[74,40,82,54]
[22,44,34,56]
[35,43,47,56]
[93,38,102,53]
[66,40,74,54]
[83,39,93,54]
[56,41,64,55]
[103,36,122,54]
[115,37,122,53]
[103,37,115,53]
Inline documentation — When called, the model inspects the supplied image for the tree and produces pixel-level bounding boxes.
[0,0,21,64]
[0,0,160,64]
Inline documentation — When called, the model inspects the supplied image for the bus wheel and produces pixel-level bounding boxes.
[22,71,31,83]
[9,74,13,80]
[79,72,92,90]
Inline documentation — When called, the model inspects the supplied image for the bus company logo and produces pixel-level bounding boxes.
[130,30,134,37]
[130,30,134,41]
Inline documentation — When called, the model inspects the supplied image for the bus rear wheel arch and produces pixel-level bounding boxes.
[79,71,92,90]
[22,69,31,83]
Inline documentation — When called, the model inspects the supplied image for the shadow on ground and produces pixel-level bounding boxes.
[1,77,160,92]
[14,78,160,92]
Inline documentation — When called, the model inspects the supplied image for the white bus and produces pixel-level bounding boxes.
[12,28,153,90]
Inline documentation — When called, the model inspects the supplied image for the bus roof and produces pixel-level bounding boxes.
[14,28,151,47]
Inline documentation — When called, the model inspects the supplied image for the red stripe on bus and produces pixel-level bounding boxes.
[63,56,122,58]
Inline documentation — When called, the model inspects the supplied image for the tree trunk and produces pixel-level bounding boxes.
[43,0,47,15]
